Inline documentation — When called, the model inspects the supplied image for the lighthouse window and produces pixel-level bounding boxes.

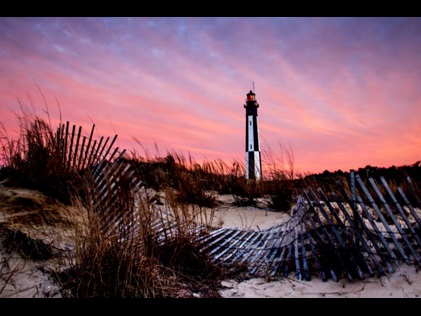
[250,145,252,149]
[249,121,252,126]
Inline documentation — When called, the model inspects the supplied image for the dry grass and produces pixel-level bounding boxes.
[59,181,226,298]
[0,107,83,204]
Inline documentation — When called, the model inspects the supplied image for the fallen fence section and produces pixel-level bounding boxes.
[89,155,421,282]
[53,121,421,283]
[199,175,421,282]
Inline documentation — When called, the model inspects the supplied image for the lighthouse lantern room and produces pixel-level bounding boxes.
[244,89,262,180]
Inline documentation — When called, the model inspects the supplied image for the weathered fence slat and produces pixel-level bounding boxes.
[303,190,351,281]
[282,236,294,277]
[93,137,119,179]
[94,154,130,211]
[304,220,327,281]
[264,221,288,272]
[294,222,302,280]
[206,229,239,250]
[369,178,420,264]
[96,164,135,234]
[300,198,338,282]
[92,147,121,185]
[223,230,259,264]
[92,136,110,169]
[357,195,400,268]
[62,121,69,164]
[249,224,284,275]
[300,220,311,281]
[356,176,408,263]
[195,227,228,246]
[76,136,86,171]
[407,176,421,207]
[381,177,421,252]
[329,192,378,277]
[238,229,272,265]
[307,188,362,280]
[317,188,367,278]
[269,220,294,277]
[232,230,266,265]
[87,137,102,168]
[282,207,300,278]
[95,163,133,221]
[335,182,393,274]
[397,187,421,228]
[72,126,82,168]
[55,123,64,159]
[209,229,243,256]
[79,124,95,170]
[213,230,250,262]
[67,124,76,170]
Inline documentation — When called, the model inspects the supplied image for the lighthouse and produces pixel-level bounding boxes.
[244,89,262,180]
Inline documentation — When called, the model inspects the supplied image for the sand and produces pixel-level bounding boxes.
[207,195,290,230]
[209,195,421,298]
[219,264,421,298]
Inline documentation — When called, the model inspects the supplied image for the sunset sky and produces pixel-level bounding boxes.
[0,17,420,175]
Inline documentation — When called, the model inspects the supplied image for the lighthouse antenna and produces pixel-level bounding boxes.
[252,82,255,93]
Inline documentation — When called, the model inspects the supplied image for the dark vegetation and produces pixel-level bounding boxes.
[0,106,420,297]
[0,116,85,205]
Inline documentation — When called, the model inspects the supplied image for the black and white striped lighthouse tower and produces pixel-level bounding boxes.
[244,89,262,180]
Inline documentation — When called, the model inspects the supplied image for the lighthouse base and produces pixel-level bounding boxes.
[245,151,261,180]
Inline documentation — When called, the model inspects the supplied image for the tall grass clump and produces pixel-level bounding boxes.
[54,154,225,298]
[63,192,173,298]
[129,146,236,208]
[63,171,225,298]
[260,143,298,211]
[0,107,82,204]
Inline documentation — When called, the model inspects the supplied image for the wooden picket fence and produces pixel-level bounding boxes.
[53,121,421,282]
[53,121,142,236]
[55,121,123,172]
[198,174,421,281]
